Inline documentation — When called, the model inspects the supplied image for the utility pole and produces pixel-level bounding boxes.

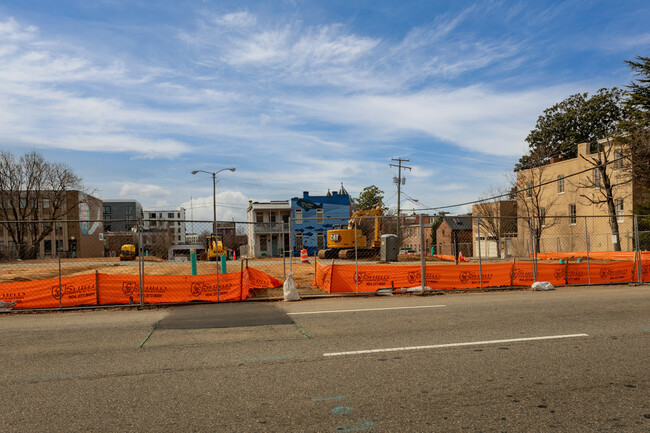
[389,157,411,242]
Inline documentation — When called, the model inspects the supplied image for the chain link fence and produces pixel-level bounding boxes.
[1,214,648,311]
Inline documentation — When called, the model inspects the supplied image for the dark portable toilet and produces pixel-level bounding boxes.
[381,234,398,262]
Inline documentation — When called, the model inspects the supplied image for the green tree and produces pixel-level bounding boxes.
[516,88,629,250]
[516,88,625,171]
[429,212,446,254]
[620,56,650,202]
[355,185,384,210]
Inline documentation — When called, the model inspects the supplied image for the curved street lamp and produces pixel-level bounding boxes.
[191,167,236,235]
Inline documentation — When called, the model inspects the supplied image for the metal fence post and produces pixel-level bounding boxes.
[477,216,483,290]
[282,220,286,281]
[58,246,62,310]
[530,217,537,281]
[634,214,641,283]
[585,217,591,285]
[419,214,426,292]
[354,216,359,294]
[138,219,144,307]
[289,216,293,275]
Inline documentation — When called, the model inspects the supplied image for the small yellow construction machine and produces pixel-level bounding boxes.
[119,244,137,261]
[317,205,383,260]
[205,234,226,261]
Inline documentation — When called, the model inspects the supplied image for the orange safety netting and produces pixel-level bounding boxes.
[533,251,650,260]
[313,259,649,293]
[431,254,470,262]
[0,267,283,310]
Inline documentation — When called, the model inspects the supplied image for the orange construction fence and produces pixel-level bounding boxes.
[0,267,282,310]
[314,259,650,293]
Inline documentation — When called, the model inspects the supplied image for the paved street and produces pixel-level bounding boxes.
[1,285,648,432]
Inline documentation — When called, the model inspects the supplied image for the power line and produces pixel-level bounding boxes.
[409,155,625,213]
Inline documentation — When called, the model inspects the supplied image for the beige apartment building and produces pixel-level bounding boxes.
[0,190,104,259]
[471,200,518,258]
[516,141,640,253]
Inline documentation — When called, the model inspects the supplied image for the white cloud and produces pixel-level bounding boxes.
[0,17,37,42]
[282,84,576,156]
[119,183,168,198]
[181,191,250,222]
[213,11,257,28]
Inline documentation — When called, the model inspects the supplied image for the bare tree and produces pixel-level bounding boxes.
[144,226,174,259]
[573,139,632,251]
[511,156,558,253]
[473,187,517,258]
[0,151,87,259]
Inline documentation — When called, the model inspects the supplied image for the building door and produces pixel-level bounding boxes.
[271,235,278,256]
[259,235,267,256]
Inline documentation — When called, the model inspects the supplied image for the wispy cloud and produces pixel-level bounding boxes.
[119,183,168,198]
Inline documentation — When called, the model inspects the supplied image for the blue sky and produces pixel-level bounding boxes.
[1,0,648,221]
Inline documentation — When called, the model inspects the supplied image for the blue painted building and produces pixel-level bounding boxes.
[291,186,351,257]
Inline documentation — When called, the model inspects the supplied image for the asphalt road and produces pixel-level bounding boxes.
[1,285,648,432]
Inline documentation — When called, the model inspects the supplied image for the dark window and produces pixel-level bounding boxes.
[569,204,576,225]
[168,213,174,218]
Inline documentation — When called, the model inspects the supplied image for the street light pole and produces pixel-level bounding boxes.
[191,167,236,236]
[211,172,216,235]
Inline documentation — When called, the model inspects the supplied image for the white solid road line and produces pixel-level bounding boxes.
[323,333,590,357]
[287,305,446,316]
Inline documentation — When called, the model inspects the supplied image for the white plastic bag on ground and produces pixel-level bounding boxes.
[532,281,555,291]
[283,273,301,301]
[0,300,17,312]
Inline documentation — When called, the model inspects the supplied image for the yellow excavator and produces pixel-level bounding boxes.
[317,205,383,260]
[205,234,226,261]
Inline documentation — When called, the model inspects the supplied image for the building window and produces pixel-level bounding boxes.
[178,227,181,233]
[614,149,623,170]
[317,232,324,250]
[295,232,303,250]
[126,206,134,215]
[44,240,52,254]
[149,213,155,218]
[540,207,546,227]
[316,209,324,224]
[295,209,303,224]
[20,198,26,209]
[526,181,533,197]
[103,205,111,215]
[593,168,601,187]
[569,204,576,225]
[256,212,264,223]
[616,199,624,222]
[43,199,50,209]
[557,175,564,193]
[168,212,174,219]
[177,213,180,218]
